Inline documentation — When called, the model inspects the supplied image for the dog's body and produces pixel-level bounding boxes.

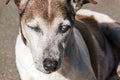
[14,0,120,80]
[16,26,96,80]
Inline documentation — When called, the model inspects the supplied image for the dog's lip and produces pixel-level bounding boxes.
[40,70,56,74]
[45,71,52,74]
[36,66,58,74]
[44,67,59,74]
[43,65,61,74]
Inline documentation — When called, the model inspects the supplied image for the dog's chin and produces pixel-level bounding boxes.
[43,71,53,74]
[40,69,53,74]
[35,67,54,74]
[36,66,61,74]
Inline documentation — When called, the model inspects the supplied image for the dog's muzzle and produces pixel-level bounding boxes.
[43,58,59,73]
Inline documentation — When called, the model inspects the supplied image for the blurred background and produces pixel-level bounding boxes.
[0,0,120,80]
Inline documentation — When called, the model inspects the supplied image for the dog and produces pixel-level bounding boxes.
[12,0,120,80]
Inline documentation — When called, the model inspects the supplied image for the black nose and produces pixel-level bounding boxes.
[43,59,58,72]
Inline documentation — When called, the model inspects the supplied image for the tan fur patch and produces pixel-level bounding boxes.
[75,14,94,20]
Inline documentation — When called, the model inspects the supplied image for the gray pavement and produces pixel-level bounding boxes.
[0,0,120,80]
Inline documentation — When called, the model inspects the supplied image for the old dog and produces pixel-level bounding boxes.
[9,0,120,80]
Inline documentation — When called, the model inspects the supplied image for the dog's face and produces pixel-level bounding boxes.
[14,0,96,73]
[20,0,74,73]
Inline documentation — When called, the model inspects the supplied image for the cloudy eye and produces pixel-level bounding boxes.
[27,25,41,32]
[59,25,71,33]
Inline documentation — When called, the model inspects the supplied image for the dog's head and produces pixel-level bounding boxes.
[14,0,97,73]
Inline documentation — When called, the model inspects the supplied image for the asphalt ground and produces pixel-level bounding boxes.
[0,0,120,80]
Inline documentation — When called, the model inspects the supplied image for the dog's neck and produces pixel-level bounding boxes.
[57,27,96,80]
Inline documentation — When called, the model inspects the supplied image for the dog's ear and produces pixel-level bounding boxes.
[70,0,97,12]
[14,0,29,11]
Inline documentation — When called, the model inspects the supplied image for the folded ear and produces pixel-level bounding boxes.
[14,0,29,11]
[70,0,97,12]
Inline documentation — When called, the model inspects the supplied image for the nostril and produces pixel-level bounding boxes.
[43,59,58,72]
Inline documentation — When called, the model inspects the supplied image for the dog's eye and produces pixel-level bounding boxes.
[59,25,71,33]
[27,25,41,32]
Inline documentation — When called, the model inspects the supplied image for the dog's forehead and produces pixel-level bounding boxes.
[22,0,67,23]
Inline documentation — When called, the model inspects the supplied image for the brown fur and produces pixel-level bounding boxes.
[20,0,69,25]
[14,0,97,25]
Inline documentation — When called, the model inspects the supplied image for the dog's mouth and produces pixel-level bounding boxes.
[36,64,61,74]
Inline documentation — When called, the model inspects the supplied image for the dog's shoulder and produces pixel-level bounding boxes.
[76,9,120,48]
